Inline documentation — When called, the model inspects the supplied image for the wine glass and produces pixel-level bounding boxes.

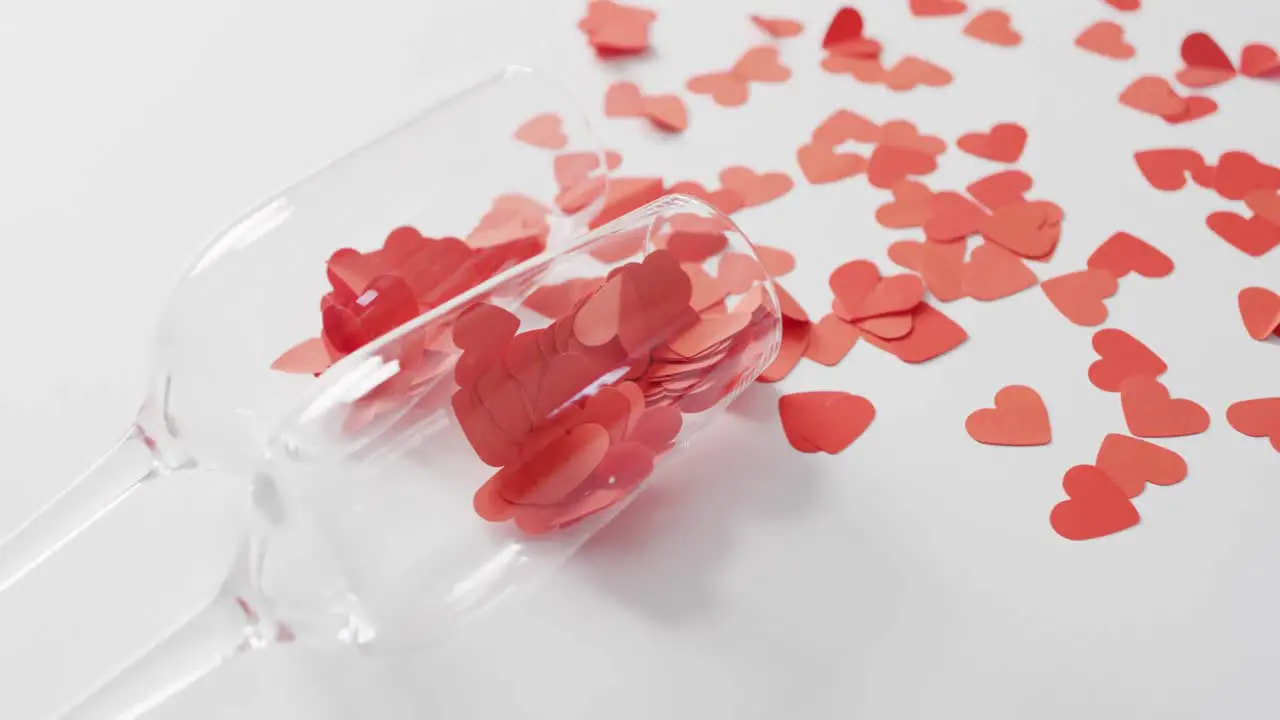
[0,65,607,592]
[59,193,782,718]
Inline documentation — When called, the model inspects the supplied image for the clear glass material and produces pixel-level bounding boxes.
[0,66,606,592]
[62,194,782,718]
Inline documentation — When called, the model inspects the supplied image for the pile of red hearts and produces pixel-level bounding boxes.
[459,248,777,534]
[271,195,551,378]
[1135,148,1280,257]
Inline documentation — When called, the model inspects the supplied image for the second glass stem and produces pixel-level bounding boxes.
[0,426,164,593]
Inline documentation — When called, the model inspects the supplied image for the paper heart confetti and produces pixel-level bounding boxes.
[278,2,1280,548]
[1214,151,1280,200]
[779,391,876,454]
[880,120,947,156]
[1240,43,1280,79]
[514,113,568,150]
[1177,31,1237,88]
[957,123,1028,163]
[1041,269,1118,327]
[981,200,1064,259]
[687,45,791,107]
[1095,434,1187,498]
[1050,465,1141,541]
[859,302,968,362]
[867,145,939,189]
[876,180,934,229]
[751,15,804,39]
[962,242,1038,301]
[590,177,666,230]
[797,142,868,184]
[1227,398,1280,453]
[924,192,990,242]
[604,81,689,133]
[887,240,925,272]
[719,166,794,208]
[1120,376,1211,438]
[1134,148,1212,192]
[814,109,883,145]
[1088,328,1167,393]
[1075,21,1135,60]
[1238,287,1280,340]
[578,0,656,57]
[1206,212,1280,257]
[1119,77,1217,124]
[686,71,750,107]
[822,6,881,59]
[838,274,926,321]
[804,314,861,366]
[910,0,968,17]
[966,385,1052,446]
[963,10,1022,48]
[882,56,954,92]
[967,170,1033,212]
[1086,232,1174,279]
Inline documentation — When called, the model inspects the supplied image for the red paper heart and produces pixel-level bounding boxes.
[1240,43,1280,79]
[965,385,1051,446]
[882,56,953,91]
[1133,148,1208,192]
[1086,232,1174,279]
[1163,95,1218,125]
[1050,465,1141,541]
[1095,434,1187,498]
[981,200,1064,259]
[604,81,646,117]
[910,0,967,16]
[1088,328,1167,393]
[924,192,989,241]
[875,180,933,229]
[962,242,1038,301]
[1075,21,1135,60]
[1212,151,1280,200]
[1206,212,1280,257]
[779,391,876,454]
[1177,31,1237,88]
[957,123,1028,163]
[867,145,938,189]
[1227,398,1280,452]
[750,15,804,39]
[821,7,866,55]
[514,113,568,149]
[686,72,750,107]
[1238,286,1280,340]
[829,260,882,312]
[963,10,1021,47]
[967,170,1032,211]
[797,142,867,184]
[719,166,794,207]
[1119,76,1188,118]
[1120,376,1210,438]
[732,46,792,82]
[1041,269,1118,327]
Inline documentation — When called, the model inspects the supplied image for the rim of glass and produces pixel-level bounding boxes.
[173,64,603,285]
[272,192,778,443]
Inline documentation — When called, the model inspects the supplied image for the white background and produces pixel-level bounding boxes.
[2,0,1280,717]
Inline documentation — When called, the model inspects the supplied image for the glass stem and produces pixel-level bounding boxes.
[58,592,267,720]
[0,426,167,593]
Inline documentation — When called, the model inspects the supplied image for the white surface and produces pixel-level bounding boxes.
[2,0,1279,717]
